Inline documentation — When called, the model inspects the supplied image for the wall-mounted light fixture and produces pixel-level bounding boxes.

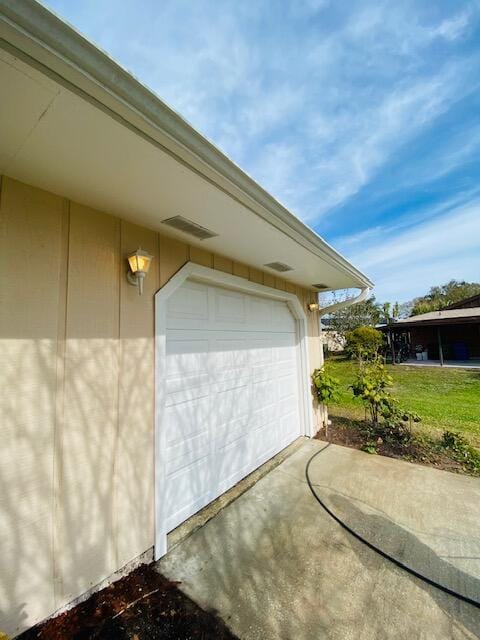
[126,248,154,295]
[307,302,319,312]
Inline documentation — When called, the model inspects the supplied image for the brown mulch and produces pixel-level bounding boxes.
[316,415,467,475]
[18,563,238,640]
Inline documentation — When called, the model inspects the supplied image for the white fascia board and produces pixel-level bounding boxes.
[0,0,373,290]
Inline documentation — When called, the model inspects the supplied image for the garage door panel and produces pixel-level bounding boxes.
[250,405,276,431]
[251,425,281,465]
[164,397,211,445]
[278,396,298,418]
[249,339,273,365]
[251,378,276,406]
[215,388,251,430]
[167,282,209,324]
[216,437,252,484]
[276,343,297,362]
[210,339,250,374]
[249,296,273,327]
[166,339,211,385]
[165,382,211,406]
[162,280,303,533]
[271,304,297,332]
[165,436,210,475]
[165,468,212,530]
[214,415,250,448]
[214,288,247,325]
[277,373,298,399]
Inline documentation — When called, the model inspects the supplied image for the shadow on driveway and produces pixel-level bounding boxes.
[159,440,480,640]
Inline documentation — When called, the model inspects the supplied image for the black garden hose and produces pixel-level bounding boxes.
[305,444,480,609]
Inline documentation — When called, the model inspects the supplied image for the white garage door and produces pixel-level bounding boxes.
[162,279,303,532]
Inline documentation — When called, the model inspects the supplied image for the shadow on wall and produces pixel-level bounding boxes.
[0,177,320,636]
[0,314,307,636]
[0,180,157,635]
[0,336,155,637]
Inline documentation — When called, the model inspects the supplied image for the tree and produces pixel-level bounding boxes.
[345,326,384,361]
[382,302,391,323]
[322,294,381,342]
[410,280,480,316]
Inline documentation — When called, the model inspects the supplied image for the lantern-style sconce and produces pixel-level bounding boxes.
[126,248,153,295]
[307,302,319,312]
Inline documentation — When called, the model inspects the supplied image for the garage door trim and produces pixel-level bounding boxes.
[154,262,314,558]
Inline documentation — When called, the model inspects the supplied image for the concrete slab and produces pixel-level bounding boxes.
[158,440,480,640]
[401,359,480,369]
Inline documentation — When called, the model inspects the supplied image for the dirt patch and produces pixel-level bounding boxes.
[18,564,238,640]
[317,415,470,475]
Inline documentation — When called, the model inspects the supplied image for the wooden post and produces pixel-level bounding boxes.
[437,327,444,366]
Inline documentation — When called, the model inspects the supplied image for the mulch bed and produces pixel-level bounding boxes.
[18,564,238,640]
[316,415,468,475]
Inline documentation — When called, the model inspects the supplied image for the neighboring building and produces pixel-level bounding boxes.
[381,302,480,364]
[0,2,372,635]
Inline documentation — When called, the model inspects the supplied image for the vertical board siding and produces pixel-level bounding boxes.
[115,220,158,568]
[159,236,188,286]
[57,203,120,603]
[189,245,212,268]
[249,267,264,285]
[263,272,275,288]
[213,254,233,274]
[0,176,324,636]
[0,178,64,633]
[233,261,249,279]
[285,282,296,294]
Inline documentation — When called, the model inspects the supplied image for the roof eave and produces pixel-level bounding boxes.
[0,0,372,290]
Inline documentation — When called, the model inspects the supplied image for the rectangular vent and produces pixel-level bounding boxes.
[312,283,329,290]
[161,216,218,240]
[264,261,294,273]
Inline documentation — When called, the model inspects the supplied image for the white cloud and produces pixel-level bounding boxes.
[343,201,480,301]
[428,10,472,42]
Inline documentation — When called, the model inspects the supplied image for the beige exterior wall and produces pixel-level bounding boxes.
[0,176,323,636]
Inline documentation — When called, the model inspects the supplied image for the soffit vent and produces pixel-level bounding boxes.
[312,283,330,290]
[161,215,218,240]
[264,261,294,273]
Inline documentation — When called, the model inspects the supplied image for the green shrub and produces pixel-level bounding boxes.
[350,358,394,426]
[312,366,340,404]
[361,441,378,454]
[442,431,480,474]
[345,326,383,361]
[351,358,421,447]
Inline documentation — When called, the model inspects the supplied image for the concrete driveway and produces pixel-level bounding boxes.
[158,439,480,640]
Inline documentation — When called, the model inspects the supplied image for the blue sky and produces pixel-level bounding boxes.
[45,0,480,303]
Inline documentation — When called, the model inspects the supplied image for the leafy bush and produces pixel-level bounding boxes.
[361,441,378,454]
[345,326,383,361]
[350,358,394,425]
[312,366,340,403]
[442,431,480,474]
[351,358,421,446]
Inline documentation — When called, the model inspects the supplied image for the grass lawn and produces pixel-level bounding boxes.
[325,356,480,446]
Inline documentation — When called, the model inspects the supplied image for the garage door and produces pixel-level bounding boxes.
[162,279,303,532]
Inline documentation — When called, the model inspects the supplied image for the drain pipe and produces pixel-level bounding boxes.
[316,287,370,429]
[318,286,370,318]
